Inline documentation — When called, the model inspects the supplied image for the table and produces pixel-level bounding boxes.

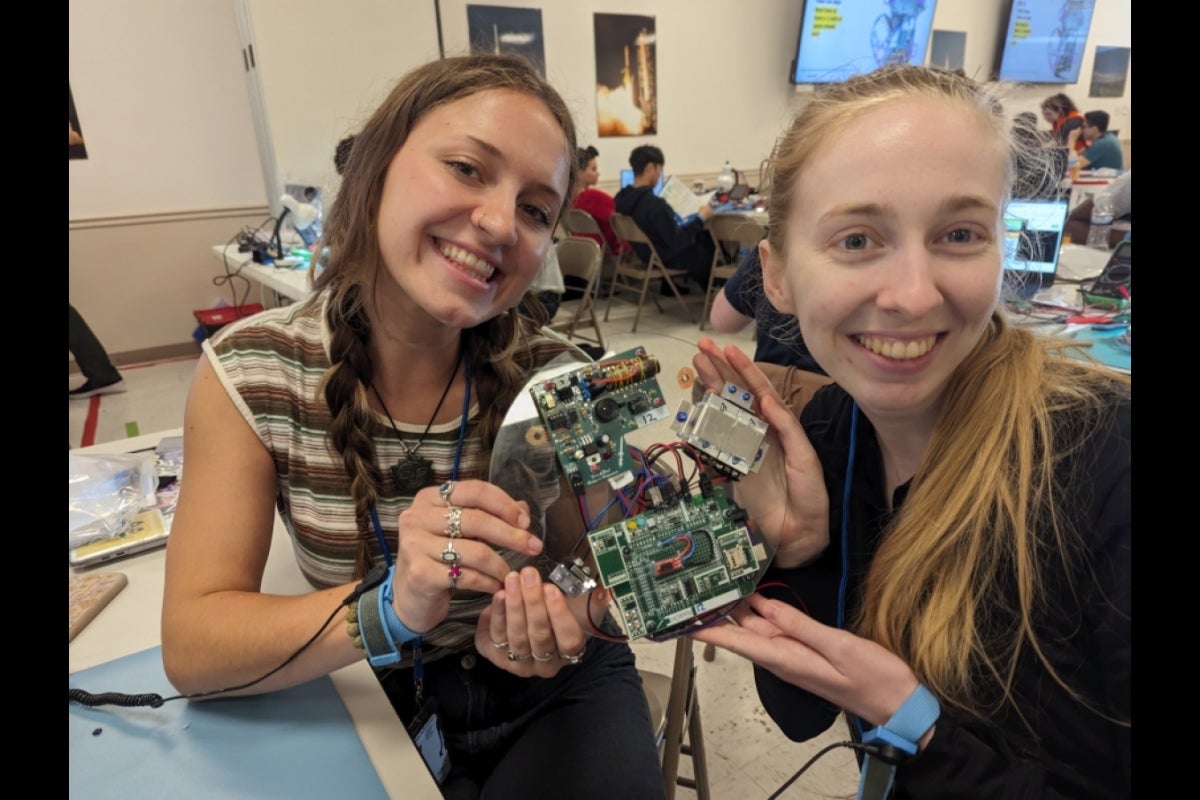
[211,244,313,305]
[69,429,440,800]
[711,206,769,228]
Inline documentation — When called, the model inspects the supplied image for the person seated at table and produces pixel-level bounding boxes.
[709,248,825,375]
[1078,110,1124,171]
[161,53,665,800]
[570,145,624,257]
[1065,170,1131,249]
[1041,92,1086,153]
[614,144,715,291]
[692,65,1130,799]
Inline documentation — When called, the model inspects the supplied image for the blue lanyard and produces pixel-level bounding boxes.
[367,352,471,696]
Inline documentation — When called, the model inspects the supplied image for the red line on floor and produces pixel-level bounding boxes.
[80,395,102,448]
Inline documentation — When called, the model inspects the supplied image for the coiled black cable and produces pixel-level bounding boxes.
[69,564,388,709]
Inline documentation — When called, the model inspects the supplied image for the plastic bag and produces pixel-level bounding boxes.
[69,451,158,550]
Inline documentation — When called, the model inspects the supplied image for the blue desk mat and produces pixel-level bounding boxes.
[1069,327,1131,373]
[70,647,388,799]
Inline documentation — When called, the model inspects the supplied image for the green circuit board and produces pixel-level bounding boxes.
[529,347,671,494]
[587,484,765,639]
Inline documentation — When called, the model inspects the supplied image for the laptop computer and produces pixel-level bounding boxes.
[1002,195,1071,300]
[619,168,664,195]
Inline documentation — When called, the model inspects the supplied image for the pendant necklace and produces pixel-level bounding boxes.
[370,346,464,493]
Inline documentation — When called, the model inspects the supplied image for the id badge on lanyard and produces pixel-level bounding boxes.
[406,640,451,785]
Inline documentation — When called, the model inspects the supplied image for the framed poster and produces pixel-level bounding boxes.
[593,13,657,137]
[929,30,966,71]
[1089,46,1130,97]
[467,5,546,78]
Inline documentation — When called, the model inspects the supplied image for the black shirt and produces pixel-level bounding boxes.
[613,184,714,282]
[757,384,1131,799]
[722,250,824,373]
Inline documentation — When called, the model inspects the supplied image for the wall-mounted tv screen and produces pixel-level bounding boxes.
[995,0,1097,84]
[790,0,938,85]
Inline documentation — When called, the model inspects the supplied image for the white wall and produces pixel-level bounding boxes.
[68,0,264,217]
[69,0,1131,359]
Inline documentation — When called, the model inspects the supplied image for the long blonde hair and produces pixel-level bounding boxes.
[766,65,1129,723]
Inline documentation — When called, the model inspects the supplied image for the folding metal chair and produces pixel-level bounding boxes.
[605,212,696,333]
[701,213,766,331]
[547,237,606,351]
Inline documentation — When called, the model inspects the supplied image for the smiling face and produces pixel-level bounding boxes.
[761,96,1007,429]
[374,88,570,333]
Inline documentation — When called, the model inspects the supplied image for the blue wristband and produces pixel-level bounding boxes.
[875,683,941,746]
[856,684,941,800]
[356,564,422,667]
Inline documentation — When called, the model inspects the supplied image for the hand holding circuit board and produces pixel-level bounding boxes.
[691,337,833,571]
[523,346,776,641]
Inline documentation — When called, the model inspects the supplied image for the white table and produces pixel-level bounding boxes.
[211,244,313,305]
[69,429,440,800]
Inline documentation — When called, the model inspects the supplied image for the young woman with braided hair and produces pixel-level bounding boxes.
[691,66,1129,798]
[162,54,664,798]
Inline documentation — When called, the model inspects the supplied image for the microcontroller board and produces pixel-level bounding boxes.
[529,348,671,494]
[587,483,765,639]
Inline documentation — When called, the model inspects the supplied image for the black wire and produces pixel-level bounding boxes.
[70,572,380,709]
[767,741,880,799]
[213,216,276,311]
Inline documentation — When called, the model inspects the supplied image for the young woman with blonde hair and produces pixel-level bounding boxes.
[694,65,1130,798]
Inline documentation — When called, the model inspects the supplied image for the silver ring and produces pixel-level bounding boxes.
[444,505,462,539]
[448,563,462,589]
[439,480,456,506]
[507,650,533,663]
[490,639,510,650]
[532,650,557,663]
[560,649,585,665]
[439,540,460,564]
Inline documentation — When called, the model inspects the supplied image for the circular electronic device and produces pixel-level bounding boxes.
[489,347,596,572]
[488,334,778,641]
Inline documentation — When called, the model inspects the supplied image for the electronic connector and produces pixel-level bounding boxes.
[670,382,768,478]
[548,558,597,598]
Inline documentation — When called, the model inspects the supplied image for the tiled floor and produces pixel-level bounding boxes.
[69,292,861,799]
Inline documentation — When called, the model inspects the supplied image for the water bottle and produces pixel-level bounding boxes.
[716,161,735,193]
[1086,194,1114,250]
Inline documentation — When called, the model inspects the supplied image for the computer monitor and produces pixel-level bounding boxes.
[619,168,664,195]
[1002,196,1071,299]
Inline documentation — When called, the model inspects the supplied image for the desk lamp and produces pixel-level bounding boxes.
[270,194,320,260]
